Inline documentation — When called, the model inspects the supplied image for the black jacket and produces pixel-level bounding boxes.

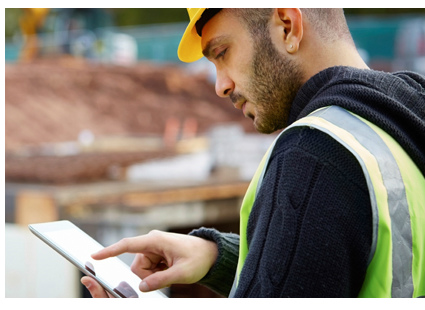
[191,66,425,297]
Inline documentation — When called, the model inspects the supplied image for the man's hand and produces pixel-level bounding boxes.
[81,230,218,297]
[81,276,113,298]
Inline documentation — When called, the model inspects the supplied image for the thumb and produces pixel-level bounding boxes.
[139,268,182,292]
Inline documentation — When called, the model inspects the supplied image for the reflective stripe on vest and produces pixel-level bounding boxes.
[230,106,425,298]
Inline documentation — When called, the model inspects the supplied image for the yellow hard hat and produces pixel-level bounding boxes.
[178,8,206,63]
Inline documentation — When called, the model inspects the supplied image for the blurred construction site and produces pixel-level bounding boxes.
[4,8,425,298]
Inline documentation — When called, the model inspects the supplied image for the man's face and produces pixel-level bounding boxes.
[201,10,303,133]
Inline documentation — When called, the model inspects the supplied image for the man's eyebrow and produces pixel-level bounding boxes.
[202,36,229,59]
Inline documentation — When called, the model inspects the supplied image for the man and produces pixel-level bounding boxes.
[82,8,425,297]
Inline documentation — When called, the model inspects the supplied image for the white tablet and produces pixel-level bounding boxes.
[28,220,167,298]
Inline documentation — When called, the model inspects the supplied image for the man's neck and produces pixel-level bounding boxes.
[299,40,369,85]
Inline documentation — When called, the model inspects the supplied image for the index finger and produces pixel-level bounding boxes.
[92,236,151,260]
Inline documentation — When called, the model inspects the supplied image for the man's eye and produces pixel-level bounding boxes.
[215,48,227,60]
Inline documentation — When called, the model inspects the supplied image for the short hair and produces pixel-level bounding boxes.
[300,8,354,44]
[228,8,354,45]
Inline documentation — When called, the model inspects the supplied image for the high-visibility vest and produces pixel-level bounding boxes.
[230,106,425,297]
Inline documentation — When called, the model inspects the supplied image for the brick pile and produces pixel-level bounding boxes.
[5,58,254,183]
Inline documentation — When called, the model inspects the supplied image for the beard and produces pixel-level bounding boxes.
[232,32,304,134]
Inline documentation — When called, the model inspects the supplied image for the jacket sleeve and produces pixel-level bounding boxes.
[189,227,239,297]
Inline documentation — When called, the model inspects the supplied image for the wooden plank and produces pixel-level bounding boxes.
[15,191,58,226]
[121,182,249,208]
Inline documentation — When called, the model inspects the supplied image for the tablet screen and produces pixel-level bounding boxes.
[41,226,152,297]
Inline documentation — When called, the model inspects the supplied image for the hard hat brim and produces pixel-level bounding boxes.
[178,9,206,63]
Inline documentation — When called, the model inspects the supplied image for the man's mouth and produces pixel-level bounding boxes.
[243,102,255,120]
[242,102,246,115]
[231,98,253,120]
[233,99,245,110]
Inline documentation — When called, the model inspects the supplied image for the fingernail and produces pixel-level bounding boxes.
[139,281,150,292]
[81,279,91,289]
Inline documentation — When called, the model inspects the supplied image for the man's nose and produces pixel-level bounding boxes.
[215,71,234,98]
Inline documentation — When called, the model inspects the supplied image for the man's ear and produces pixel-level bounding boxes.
[272,8,303,54]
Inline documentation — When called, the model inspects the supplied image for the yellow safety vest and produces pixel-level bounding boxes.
[230,106,425,297]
